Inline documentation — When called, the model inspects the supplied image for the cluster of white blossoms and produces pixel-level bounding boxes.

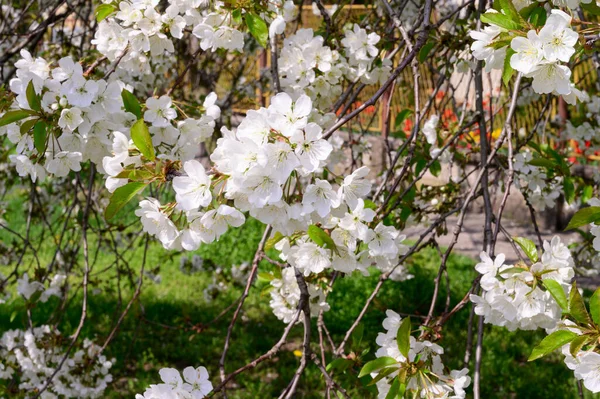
[372,310,471,399]
[513,150,561,211]
[2,51,131,181]
[0,326,114,398]
[470,9,585,103]
[470,236,574,331]
[16,272,66,302]
[0,51,218,186]
[269,267,330,323]
[563,345,600,393]
[277,24,390,110]
[135,366,213,399]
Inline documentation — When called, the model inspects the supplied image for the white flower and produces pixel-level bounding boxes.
[201,205,245,237]
[269,93,312,136]
[45,151,82,177]
[58,107,84,131]
[182,366,213,397]
[577,352,600,393]
[290,242,331,276]
[17,273,43,300]
[527,62,572,95]
[291,123,332,172]
[538,10,577,63]
[144,95,177,127]
[339,166,371,209]
[173,160,212,211]
[303,179,340,217]
[510,31,543,74]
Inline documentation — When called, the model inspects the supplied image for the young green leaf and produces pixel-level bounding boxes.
[419,42,435,62]
[367,366,400,386]
[543,279,568,312]
[307,225,339,255]
[589,287,600,325]
[33,121,47,155]
[265,231,284,251]
[26,81,41,112]
[563,177,575,205]
[512,237,538,262]
[105,182,147,220]
[244,13,268,48]
[0,110,33,127]
[396,317,411,359]
[385,377,400,399]
[528,330,578,361]
[499,0,522,22]
[529,7,546,27]
[121,89,142,119]
[351,323,365,351]
[358,357,398,378]
[527,158,555,168]
[569,282,592,325]
[565,207,600,231]
[395,109,413,127]
[569,335,589,357]
[95,4,117,22]
[130,119,156,161]
[480,12,522,30]
[502,48,516,86]
[20,118,38,134]
[326,358,353,373]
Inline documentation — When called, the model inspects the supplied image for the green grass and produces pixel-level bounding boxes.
[0,189,598,398]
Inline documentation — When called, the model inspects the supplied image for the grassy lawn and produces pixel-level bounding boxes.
[0,190,597,398]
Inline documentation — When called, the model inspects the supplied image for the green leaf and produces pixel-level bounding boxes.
[20,118,38,134]
[430,160,441,177]
[518,2,538,19]
[419,42,435,62]
[502,47,515,86]
[563,177,575,205]
[26,81,41,112]
[396,317,411,359]
[33,121,47,154]
[358,357,398,378]
[105,182,147,220]
[513,237,538,262]
[499,0,522,22]
[367,366,400,386]
[569,282,592,325]
[307,225,339,255]
[257,272,274,283]
[543,279,568,312]
[0,110,33,127]
[395,109,413,127]
[265,231,284,251]
[10,310,18,323]
[528,330,578,361]
[569,335,588,357]
[565,207,600,231]
[385,377,401,399]
[529,7,546,27]
[244,13,268,48]
[528,158,556,168]
[121,89,141,119]
[351,323,364,351]
[481,12,522,30]
[326,358,353,373]
[499,266,526,275]
[582,186,594,205]
[590,288,600,325]
[130,119,155,161]
[95,4,117,22]
[232,9,242,25]
[582,1,600,16]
